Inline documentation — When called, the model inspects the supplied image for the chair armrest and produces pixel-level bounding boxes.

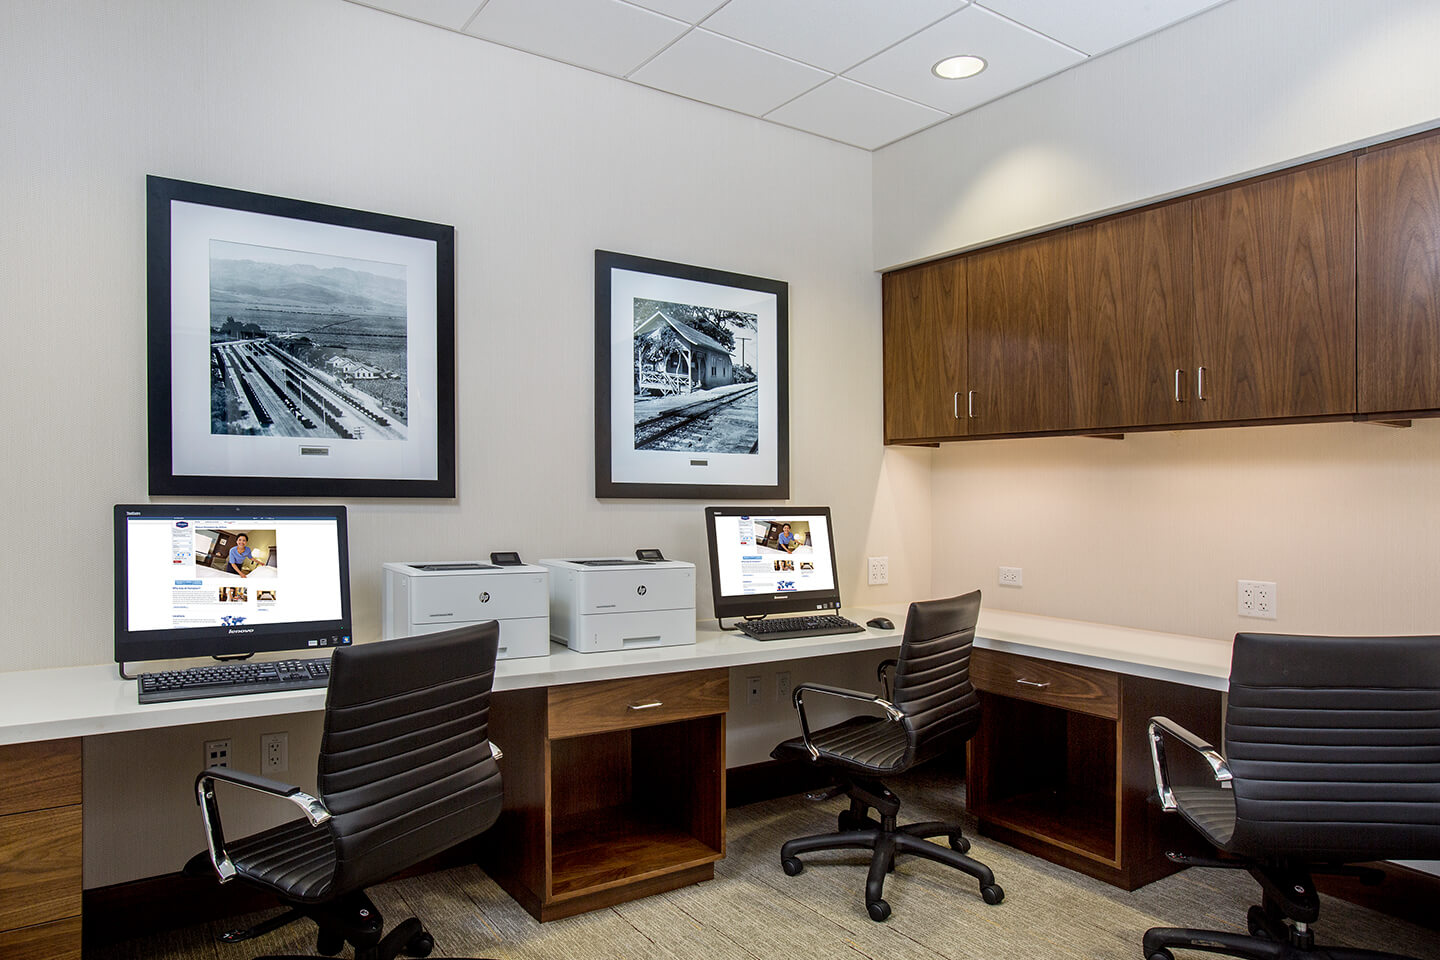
[193,768,331,882]
[791,681,904,760]
[876,659,898,700]
[1148,715,1232,813]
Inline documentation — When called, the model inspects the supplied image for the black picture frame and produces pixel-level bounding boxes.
[595,250,789,500]
[146,175,455,498]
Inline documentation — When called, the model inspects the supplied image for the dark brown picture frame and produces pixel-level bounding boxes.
[595,250,788,500]
[147,176,456,498]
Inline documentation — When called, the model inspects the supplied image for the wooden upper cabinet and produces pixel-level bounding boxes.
[1358,135,1440,414]
[1067,201,1195,430]
[882,258,967,442]
[1190,157,1356,422]
[966,232,1072,435]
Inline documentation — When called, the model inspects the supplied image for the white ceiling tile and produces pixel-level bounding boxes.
[766,78,948,150]
[627,0,724,23]
[977,0,1230,56]
[464,0,688,77]
[845,4,1083,115]
[347,0,484,31]
[703,0,969,73]
[630,29,830,117]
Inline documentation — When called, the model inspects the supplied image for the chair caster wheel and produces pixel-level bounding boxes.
[782,857,804,876]
[867,899,891,922]
[1247,905,1284,941]
[980,883,1004,905]
[404,930,435,957]
[1147,951,1174,960]
[948,833,970,854]
[316,930,344,956]
[838,810,859,831]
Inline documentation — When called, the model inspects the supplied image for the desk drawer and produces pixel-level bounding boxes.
[549,669,727,738]
[0,740,81,817]
[0,915,81,960]
[971,650,1118,719]
[0,805,82,931]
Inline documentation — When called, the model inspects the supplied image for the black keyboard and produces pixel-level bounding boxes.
[138,658,331,704]
[737,614,865,641]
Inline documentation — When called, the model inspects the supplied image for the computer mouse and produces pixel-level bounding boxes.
[866,617,895,630]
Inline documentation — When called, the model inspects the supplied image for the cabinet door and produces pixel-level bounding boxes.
[1067,201,1195,429]
[966,232,1072,435]
[882,258,967,442]
[1191,158,1356,422]
[1358,135,1440,414]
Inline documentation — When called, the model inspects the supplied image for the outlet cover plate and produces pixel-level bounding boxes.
[261,732,289,773]
[1238,580,1277,619]
[998,566,1023,587]
[867,556,889,585]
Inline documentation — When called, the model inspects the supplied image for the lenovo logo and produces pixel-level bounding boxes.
[226,628,255,635]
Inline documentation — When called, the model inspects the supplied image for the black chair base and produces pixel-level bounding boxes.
[218,891,447,960]
[1143,923,1426,960]
[779,776,1003,922]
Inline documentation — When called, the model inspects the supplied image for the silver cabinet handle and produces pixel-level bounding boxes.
[628,700,663,710]
[967,390,976,418]
[1197,366,1207,401]
[1174,369,1183,403]
[953,391,960,419]
[1016,678,1050,689]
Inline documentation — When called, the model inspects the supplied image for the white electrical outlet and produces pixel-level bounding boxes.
[1237,580,1277,619]
[867,556,889,585]
[775,671,792,703]
[998,566,1023,587]
[204,738,231,770]
[261,732,289,773]
[745,675,762,706]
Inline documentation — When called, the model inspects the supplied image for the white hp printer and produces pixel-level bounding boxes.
[538,555,695,653]
[382,560,550,659]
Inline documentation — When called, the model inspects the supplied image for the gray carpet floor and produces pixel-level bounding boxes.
[94,769,1440,960]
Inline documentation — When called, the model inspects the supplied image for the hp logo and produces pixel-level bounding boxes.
[637,585,647,596]
[478,592,490,603]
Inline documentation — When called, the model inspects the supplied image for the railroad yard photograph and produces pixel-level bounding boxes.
[631,296,759,454]
[208,240,409,443]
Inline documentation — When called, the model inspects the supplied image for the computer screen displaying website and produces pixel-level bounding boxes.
[115,504,351,662]
[706,506,842,618]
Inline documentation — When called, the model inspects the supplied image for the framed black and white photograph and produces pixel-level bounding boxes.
[595,250,788,499]
[147,176,455,497]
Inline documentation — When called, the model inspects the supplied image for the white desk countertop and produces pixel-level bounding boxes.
[0,606,1231,746]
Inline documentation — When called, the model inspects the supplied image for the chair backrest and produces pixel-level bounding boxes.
[318,622,503,893]
[892,591,983,767]
[1226,632,1440,861]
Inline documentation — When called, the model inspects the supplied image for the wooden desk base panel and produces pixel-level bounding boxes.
[967,650,1221,890]
[483,670,728,922]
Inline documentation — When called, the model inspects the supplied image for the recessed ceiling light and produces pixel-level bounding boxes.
[932,55,987,80]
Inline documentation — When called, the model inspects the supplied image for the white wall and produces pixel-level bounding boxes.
[0,0,939,886]
[874,0,1440,269]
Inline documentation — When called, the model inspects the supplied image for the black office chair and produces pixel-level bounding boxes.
[188,623,505,960]
[1144,632,1440,960]
[771,590,1002,921]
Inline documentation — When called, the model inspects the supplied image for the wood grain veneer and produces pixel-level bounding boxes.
[1190,156,1356,421]
[547,668,727,739]
[1358,134,1440,414]
[0,916,82,960]
[882,258,966,442]
[970,649,1118,719]
[1067,201,1195,429]
[0,739,81,816]
[966,232,1074,435]
[0,805,82,931]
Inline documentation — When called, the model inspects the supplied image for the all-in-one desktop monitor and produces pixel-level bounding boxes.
[114,503,352,667]
[704,506,862,639]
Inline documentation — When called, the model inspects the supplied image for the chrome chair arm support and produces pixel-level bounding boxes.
[1148,715,1232,813]
[194,767,331,882]
[792,681,904,760]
